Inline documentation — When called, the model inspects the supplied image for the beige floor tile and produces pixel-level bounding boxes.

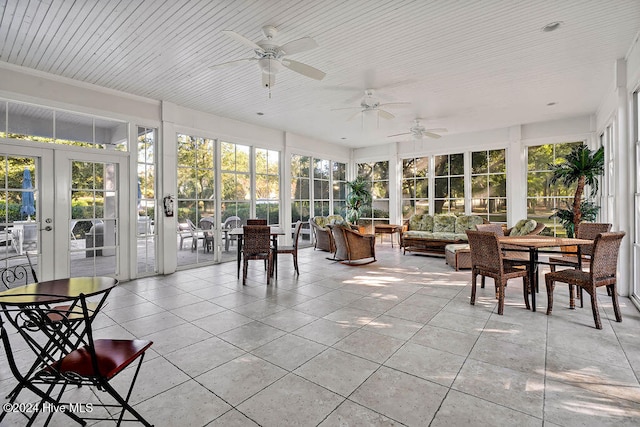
[164,336,246,377]
[251,334,327,371]
[141,322,213,355]
[385,342,466,387]
[319,399,398,426]
[363,314,423,340]
[259,307,318,332]
[195,354,286,406]
[217,320,286,351]
[544,379,640,426]
[169,300,226,321]
[452,358,544,418]
[410,324,478,357]
[334,328,405,363]
[191,309,253,335]
[208,409,260,426]
[237,374,344,427]
[134,379,231,426]
[350,366,448,426]
[431,389,542,427]
[469,335,546,375]
[293,318,359,346]
[294,348,379,396]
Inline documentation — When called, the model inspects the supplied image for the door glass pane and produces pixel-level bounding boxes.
[70,160,118,277]
[0,155,39,278]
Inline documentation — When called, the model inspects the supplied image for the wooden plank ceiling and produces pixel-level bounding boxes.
[1,0,639,147]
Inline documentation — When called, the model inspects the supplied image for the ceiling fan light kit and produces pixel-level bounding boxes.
[210,25,326,95]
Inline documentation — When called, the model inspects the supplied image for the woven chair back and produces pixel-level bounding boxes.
[590,232,625,281]
[576,223,612,256]
[476,223,505,236]
[246,219,267,225]
[292,220,303,249]
[466,230,503,273]
[243,225,271,256]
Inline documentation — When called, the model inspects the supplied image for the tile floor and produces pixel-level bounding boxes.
[2,243,640,426]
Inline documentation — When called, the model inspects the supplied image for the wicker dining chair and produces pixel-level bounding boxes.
[545,231,625,329]
[548,222,612,272]
[275,220,303,276]
[466,230,531,315]
[246,219,267,225]
[242,225,273,285]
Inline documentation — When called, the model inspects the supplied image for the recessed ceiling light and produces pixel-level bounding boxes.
[547,102,557,106]
[542,21,562,32]
[256,112,264,116]
[340,137,347,140]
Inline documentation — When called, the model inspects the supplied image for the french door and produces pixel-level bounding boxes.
[1,141,128,281]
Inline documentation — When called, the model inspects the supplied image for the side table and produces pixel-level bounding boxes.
[374,224,402,247]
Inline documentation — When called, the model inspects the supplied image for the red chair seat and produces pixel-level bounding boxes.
[46,339,152,380]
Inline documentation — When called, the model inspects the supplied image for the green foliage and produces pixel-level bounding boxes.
[549,200,599,238]
[345,176,372,223]
[549,143,604,234]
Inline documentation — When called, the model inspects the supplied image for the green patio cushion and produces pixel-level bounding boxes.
[509,219,538,236]
[403,230,435,239]
[431,232,466,241]
[408,214,433,232]
[433,214,457,233]
[455,215,484,234]
[445,243,470,254]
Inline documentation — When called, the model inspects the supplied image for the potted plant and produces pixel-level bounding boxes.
[345,176,372,225]
[549,143,604,237]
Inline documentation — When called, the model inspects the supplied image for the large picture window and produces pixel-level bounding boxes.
[402,156,429,219]
[357,161,390,228]
[527,142,581,236]
[221,141,250,222]
[255,148,279,225]
[137,126,157,274]
[313,158,330,217]
[471,149,506,222]
[434,153,464,214]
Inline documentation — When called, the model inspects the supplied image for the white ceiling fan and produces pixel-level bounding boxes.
[209,25,326,89]
[388,119,448,139]
[332,89,410,123]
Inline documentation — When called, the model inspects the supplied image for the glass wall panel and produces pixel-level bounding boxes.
[471,149,507,222]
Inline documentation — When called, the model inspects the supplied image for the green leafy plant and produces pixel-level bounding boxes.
[345,176,372,224]
[549,143,604,237]
[549,200,599,238]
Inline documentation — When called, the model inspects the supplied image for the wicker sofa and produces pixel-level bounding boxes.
[309,215,345,252]
[401,214,487,256]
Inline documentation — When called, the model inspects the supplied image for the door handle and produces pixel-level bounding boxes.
[42,226,52,231]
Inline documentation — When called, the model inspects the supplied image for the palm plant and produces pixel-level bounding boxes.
[345,176,372,224]
[549,143,604,237]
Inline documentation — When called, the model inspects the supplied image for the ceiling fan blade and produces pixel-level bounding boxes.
[346,110,362,122]
[279,37,318,55]
[423,131,442,139]
[387,132,411,138]
[222,30,262,51]
[331,106,361,111]
[281,59,326,80]
[426,128,448,133]
[379,102,411,108]
[209,57,256,70]
[378,109,395,120]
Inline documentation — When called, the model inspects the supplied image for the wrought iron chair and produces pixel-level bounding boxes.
[242,225,273,285]
[0,253,38,288]
[466,230,531,315]
[0,291,154,425]
[545,231,625,329]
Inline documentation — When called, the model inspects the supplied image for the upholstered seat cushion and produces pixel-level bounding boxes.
[403,230,435,239]
[433,214,457,232]
[455,215,485,234]
[509,219,538,236]
[431,232,467,241]
[445,243,470,254]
